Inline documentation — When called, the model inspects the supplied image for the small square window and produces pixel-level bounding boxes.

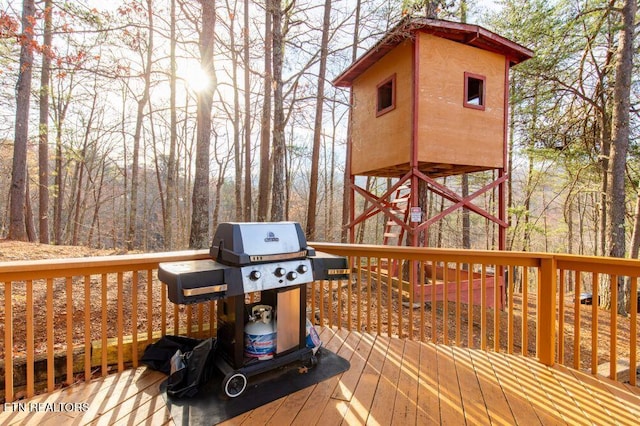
[376,74,396,116]
[464,72,486,110]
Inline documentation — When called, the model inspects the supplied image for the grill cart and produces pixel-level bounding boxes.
[158,222,349,398]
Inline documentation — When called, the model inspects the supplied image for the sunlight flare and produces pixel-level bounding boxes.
[182,65,211,93]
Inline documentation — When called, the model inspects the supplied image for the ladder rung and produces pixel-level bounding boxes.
[383,232,399,238]
[391,199,408,204]
[386,221,399,226]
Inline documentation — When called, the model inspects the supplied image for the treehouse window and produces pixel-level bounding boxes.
[464,72,485,110]
[376,74,396,116]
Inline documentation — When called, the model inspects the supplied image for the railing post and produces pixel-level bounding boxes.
[537,257,557,366]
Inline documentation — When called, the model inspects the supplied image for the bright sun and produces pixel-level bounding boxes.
[182,65,211,93]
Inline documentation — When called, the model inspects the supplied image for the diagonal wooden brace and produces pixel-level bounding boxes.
[413,170,508,233]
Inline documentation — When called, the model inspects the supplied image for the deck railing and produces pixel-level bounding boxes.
[1,245,638,403]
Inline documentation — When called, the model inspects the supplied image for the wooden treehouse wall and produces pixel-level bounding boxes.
[349,33,507,178]
[417,33,506,171]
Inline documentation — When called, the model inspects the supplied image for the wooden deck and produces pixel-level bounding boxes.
[2,327,639,425]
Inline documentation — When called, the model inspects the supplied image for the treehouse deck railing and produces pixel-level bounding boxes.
[0,245,638,403]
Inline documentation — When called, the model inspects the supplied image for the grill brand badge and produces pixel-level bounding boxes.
[264,231,279,242]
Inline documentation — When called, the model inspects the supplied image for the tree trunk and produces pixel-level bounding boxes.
[507,81,515,250]
[306,0,332,240]
[606,0,636,314]
[127,0,154,251]
[189,0,216,248]
[229,5,243,221]
[38,0,53,244]
[71,88,98,246]
[9,0,36,241]
[327,99,338,240]
[270,0,285,221]
[165,0,178,250]
[87,159,106,247]
[630,192,640,259]
[257,3,273,222]
[53,112,65,245]
[243,0,252,221]
[341,0,361,243]
[25,171,36,241]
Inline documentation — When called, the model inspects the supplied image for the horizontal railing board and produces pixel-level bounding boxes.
[310,242,547,267]
[0,250,210,281]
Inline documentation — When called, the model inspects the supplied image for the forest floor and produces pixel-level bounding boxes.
[0,239,121,261]
[0,240,143,362]
[1,240,638,384]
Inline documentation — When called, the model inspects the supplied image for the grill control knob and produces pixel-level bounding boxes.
[296,264,308,274]
[274,267,286,277]
[287,271,298,281]
[249,270,261,281]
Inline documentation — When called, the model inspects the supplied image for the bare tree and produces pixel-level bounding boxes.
[306,0,332,240]
[243,0,251,221]
[257,1,273,222]
[189,0,217,248]
[126,0,154,250]
[270,0,286,221]
[341,0,361,243]
[606,0,636,313]
[38,0,53,244]
[164,0,178,249]
[225,0,243,221]
[8,0,36,241]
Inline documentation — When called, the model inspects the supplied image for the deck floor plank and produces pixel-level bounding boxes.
[415,342,441,425]
[341,334,390,425]
[81,367,165,424]
[514,349,588,424]
[449,346,491,425]
[268,327,347,426]
[434,345,465,424]
[558,364,640,425]
[282,327,349,425]
[367,336,404,425]
[0,368,139,425]
[3,329,640,426]
[501,350,567,424]
[88,372,167,426]
[467,348,518,425]
[311,330,363,425]
[330,331,370,402]
[552,363,621,424]
[110,391,172,426]
[391,339,420,425]
[484,351,544,426]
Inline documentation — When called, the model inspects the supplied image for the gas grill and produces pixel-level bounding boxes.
[158,222,349,398]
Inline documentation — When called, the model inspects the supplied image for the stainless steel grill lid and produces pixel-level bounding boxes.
[210,222,315,266]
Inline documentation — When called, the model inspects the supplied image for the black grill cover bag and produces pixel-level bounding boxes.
[166,337,216,398]
[141,335,204,374]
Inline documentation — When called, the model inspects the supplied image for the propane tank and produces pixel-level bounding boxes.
[244,305,277,360]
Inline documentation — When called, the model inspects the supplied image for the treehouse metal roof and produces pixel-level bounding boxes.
[332,17,534,87]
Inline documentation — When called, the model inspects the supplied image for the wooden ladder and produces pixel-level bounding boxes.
[381,185,410,277]
[382,185,411,246]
